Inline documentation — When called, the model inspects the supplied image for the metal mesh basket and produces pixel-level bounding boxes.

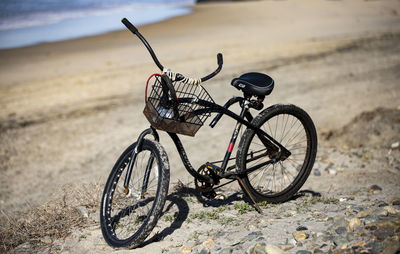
[143,74,214,136]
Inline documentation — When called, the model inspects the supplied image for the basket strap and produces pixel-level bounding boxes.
[163,68,201,86]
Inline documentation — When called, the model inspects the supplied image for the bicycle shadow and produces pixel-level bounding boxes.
[139,184,243,247]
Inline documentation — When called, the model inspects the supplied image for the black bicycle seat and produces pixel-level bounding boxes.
[231,72,274,96]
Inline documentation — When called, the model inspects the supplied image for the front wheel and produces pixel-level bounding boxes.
[236,104,317,203]
[100,139,170,248]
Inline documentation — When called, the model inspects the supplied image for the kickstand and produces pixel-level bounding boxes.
[235,176,263,214]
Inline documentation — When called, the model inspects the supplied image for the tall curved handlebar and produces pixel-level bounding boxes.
[122,18,164,71]
[121,18,223,82]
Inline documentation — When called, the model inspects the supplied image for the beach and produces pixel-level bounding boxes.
[1,0,400,252]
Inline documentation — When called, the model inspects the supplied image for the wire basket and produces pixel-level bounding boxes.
[143,74,214,136]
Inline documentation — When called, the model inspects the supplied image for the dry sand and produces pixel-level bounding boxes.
[0,0,400,252]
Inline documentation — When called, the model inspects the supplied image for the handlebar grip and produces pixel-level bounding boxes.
[121,18,138,34]
[217,53,223,66]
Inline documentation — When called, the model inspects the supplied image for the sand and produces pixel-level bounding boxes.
[0,0,399,225]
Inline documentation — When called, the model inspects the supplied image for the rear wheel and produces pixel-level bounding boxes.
[100,139,170,248]
[236,104,317,203]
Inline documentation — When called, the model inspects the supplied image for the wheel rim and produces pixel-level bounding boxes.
[245,112,310,197]
[104,148,160,241]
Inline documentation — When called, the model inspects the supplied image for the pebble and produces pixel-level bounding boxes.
[356,208,375,218]
[313,168,321,176]
[328,168,337,175]
[374,208,388,217]
[296,251,311,254]
[179,246,192,253]
[335,227,347,235]
[377,201,389,207]
[278,244,294,251]
[247,243,266,254]
[220,247,233,254]
[76,206,89,218]
[388,196,400,206]
[369,185,382,194]
[364,214,379,224]
[202,238,214,249]
[347,217,361,231]
[199,248,210,254]
[288,238,297,246]
[332,216,348,228]
[384,206,400,215]
[391,142,399,149]
[293,231,308,241]
[296,225,308,231]
[264,244,284,254]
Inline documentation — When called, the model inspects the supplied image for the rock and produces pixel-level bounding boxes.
[388,196,400,206]
[248,223,259,231]
[296,251,311,254]
[76,206,88,218]
[313,168,321,176]
[179,246,192,253]
[328,168,337,175]
[202,238,214,249]
[312,248,323,254]
[384,206,400,215]
[244,231,263,241]
[217,231,228,237]
[332,216,348,229]
[356,208,375,218]
[369,185,382,194]
[333,236,348,249]
[288,238,297,246]
[262,244,283,254]
[220,248,233,254]
[391,142,399,149]
[381,240,400,254]
[339,198,347,202]
[347,217,361,231]
[377,201,389,207]
[345,232,355,242]
[374,208,389,217]
[255,245,267,254]
[278,244,294,251]
[364,214,380,224]
[293,231,308,241]
[335,227,347,235]
[199,248,210,254]
[296,225,308,231]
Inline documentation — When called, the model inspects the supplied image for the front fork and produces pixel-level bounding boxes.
[123,127,159,197]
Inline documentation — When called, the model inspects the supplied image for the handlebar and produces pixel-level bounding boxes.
[121,17,223,83]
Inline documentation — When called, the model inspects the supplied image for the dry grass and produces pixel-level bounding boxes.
[0,182,102,253]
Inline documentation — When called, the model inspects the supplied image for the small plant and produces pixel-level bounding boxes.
[234,202,255,214]
[191,210,220,220]
[164,215,174,222]
[188,231,201,242]
[217,216,235,226]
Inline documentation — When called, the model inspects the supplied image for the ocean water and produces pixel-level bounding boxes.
[0,0,195,49]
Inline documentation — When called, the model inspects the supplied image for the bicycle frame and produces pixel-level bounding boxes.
[124,94,292,193]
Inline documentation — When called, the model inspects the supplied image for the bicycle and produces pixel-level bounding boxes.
[100,18,318,248]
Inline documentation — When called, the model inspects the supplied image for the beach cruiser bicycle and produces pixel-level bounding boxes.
[100,18,317,248]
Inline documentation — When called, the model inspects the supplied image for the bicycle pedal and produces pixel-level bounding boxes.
[205,162,223,176]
